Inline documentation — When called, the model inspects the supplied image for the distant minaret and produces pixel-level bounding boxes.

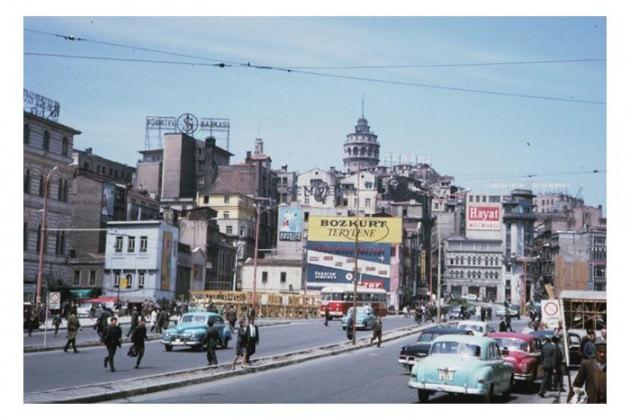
[342,97,380,173]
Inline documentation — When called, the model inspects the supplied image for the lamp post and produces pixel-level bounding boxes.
[352,169,361,345]
[252,201,287,312]
[36,166,58,305]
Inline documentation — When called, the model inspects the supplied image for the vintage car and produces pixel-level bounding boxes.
[456,320,489,337]
[408,335,514,403]
[488,332,541,384]
[341,306,376,330]
[161,312,231,352]
[496,304,521,319]
[399,327,473,372]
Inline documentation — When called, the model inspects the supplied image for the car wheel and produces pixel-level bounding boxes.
[484,384,494,403]
[164,344,172,352]
[502,377,513,401]
[417,390,430,402]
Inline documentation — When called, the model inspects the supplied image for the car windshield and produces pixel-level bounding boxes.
[458,324,483,333]
[494,337,529,352]
[430,341,481,357]
[181,315,208,324]
[418,333,435,342]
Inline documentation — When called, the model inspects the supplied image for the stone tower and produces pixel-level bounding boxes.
[342,102,380,173]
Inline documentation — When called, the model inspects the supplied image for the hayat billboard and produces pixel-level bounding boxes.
[466,204,502,231]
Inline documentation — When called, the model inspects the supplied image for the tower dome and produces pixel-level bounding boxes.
[343,111,380,173]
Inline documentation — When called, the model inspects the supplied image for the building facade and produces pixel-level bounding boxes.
[240,259,303,294]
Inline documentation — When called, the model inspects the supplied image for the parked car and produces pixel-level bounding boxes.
[496,304,520,319]
[456,320,490,337]
[567,332,583,367]
[488,332,541,384]
[399,327,473,372]
[408,335,514,403]
[161,312,231,352]
[76,302,94,318]
[529,329,556,341]
[341,306,376,330]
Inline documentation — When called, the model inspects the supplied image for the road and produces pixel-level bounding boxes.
[117,329,559,404]
[24,316,416,394]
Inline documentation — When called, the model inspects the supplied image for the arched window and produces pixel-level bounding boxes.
[62,137,69,157]
[43,130,50,151]
[24,124,30,144]
[353,146,358,156]
[58,178,63,201]
[360,147,366,156]
[126,273,133,289]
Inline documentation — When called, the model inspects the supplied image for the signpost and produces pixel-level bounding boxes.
[541,299,561,329]
[43,292,61,348]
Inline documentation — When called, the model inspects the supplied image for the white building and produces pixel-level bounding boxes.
[296,168,341,208]
[339,170,378,215]
[240,259,304,294]
[103,220,179,303]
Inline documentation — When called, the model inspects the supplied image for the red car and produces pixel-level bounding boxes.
[488,332,542,384]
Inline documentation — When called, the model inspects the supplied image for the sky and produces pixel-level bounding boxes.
[23,16,606,210]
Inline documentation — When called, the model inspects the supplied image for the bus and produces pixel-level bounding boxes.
[320,285,387,318]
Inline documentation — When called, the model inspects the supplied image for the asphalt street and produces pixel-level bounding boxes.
[118,327,557,404]
[24,316,417,394]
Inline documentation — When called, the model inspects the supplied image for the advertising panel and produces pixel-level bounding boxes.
[307,216,402,244]
[278,207,303,241]
[466,204,502,231]
[306,241,391,290]
[161,231,173,290]
[101,183,115,221]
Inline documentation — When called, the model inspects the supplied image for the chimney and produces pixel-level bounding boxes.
[85,147,92,155]
[281,164,288,171]
[330,166,335,173]
[246,151,252,162]
[205,136,216,147]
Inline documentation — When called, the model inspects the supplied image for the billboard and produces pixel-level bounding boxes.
[161,231,173,290]
[307,216,402,244]
[306,241,391,290]
[278,207,303,241]
[101,183,115,221]
[466,204,502,231]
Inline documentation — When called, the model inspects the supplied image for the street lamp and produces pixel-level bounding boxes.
[252,201,287,313]
[36,166,59,305]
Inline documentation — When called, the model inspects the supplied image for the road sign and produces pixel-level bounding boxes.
[541,299,561,328]
[48,292,61,310]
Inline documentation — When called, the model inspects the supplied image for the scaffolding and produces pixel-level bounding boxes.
[560,290,606,330]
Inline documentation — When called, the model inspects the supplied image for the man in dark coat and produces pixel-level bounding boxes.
[52,312,62,336]
[370,316,383,348]
[539,337,559,398]
[129,318,147,369]
[553,335,567,392]
[226,305,237,331]
[64,313,80,353]
[499,317,508,332]
[243,318,259,366]
[324,306,330,327]
[480,306,486,322]
[582,331,596,359]
[573,338,606,403]
[102,317,123,372]
[94,309,110,338]
[127,307,140,337]
[205,318,220,366]
[157,309,170,334]
[231,318,248,370]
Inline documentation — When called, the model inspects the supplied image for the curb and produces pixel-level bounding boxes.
[25,323,431,403]
[24,321,293,353]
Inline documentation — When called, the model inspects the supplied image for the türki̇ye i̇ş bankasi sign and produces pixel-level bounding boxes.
[307,216,403,244]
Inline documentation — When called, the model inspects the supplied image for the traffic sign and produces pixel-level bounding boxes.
[48,292,61,310]
[541,299,561,328]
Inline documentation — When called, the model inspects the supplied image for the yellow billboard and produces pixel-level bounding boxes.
[308,216,402,244]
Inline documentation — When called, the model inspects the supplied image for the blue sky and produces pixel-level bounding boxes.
[23,16,606,209]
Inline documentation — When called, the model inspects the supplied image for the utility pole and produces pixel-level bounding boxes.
[36,166,58,305]
[352,169,360,345]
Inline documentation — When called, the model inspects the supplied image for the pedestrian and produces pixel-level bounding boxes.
[127,307,140,337]
[150,308,158,333]
[324,306,330,327]
[89,304,96,319]
[226,305,237,331]
[204,317,220,366]
[157,308,170,334]
[231,318,248,370]
[129,318,147,369]
[64,313,81,353]
[480,306,486,322]
[505,314,513,332]
[370,315,383,347]
[539,337,558,398]
[247,305,256,322]
[244,318,259,366]
[102,317,123,372]
[486,306,492,320]
[459,304,466,320]
[27,307,38,337]
[572,338,606,403]
[53,312,62,336]
[600,328,607,341]
[553,335,566,392]
[94,309,110,338]
[499,317,508,332]
[583,331,596,359]
[402,305,408,318]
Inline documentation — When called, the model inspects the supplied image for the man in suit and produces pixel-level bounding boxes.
[205,318,220,366]
[539,337,558,398]
[129,318,147,369]
[370,315,383,348]
[573,338,606,403]
[102,317,123,372]
[243,318,259,366]
[64,313,80,353]
[324,306,330,327]
[127,307,140,337]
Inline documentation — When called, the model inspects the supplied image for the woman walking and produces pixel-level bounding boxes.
[231,318,249,370]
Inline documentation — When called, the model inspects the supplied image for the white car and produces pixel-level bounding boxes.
[456,320,489,337]
[76,302,93,318]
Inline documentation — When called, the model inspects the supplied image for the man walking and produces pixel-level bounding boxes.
[157,308,170,334]
[102,317,123,372]
[231,318,248,370]
[64,313,80,353]
[244,318,259,366]
[53,312,62,336]
[370,315,383,348]
[129,318,147,369]
[205,318,220,366]
[226,305,237,331]
[539,337,558,398]
[127,307,140,337]
[480,306,486,322]
[572,338,606,403]
[94,309,110,338]
[553,335,566,392]
[324,306,330,327]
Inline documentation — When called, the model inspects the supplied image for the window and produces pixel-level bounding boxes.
[224,194,230,204]
[138,271,145,288]
[24,124,30,144]
[226,225,233,235]
[73,271,81,286]
[128,236,135,252]
[24,223,28,251]
[58,178,64,201]
[280,272,287,283]
[62,137,69,157]
[365,198,371,207]
[223,211,229,219]
[239,227,245,236]
[39,175,44,197]
[262,271,268,283]
[282,177,288,185]
[24,169,30,193]
[203,195,209,204]
[89,270,97,286]
[115,236,123,252]
[55,231,65,256]
[43,131,50,151]
[125,273,133,289]
[63,179,68,202]
[114,271,121,288]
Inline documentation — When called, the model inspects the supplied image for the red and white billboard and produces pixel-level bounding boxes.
[466,204,501,231]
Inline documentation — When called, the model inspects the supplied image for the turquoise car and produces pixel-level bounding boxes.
[341,306,376,330]
[161,312,231,352]
[408,334,514,403]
